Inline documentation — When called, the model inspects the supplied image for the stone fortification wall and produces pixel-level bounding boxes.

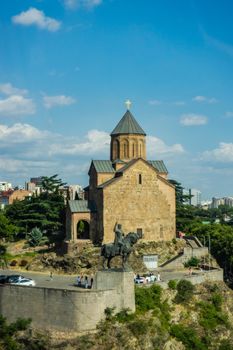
[0,271,135,332]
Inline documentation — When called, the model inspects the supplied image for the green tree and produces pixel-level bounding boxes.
[0,212,19,240]
[41,174,66,194]
[26,227,49,247]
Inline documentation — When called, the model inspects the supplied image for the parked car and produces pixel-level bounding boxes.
[134,276,145,284]
[0,275,7,284]
[5,275,25,284]
[11,278,36,287]
[145,274,157,283]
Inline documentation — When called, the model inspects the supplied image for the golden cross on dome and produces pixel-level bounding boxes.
[125,99,132,110]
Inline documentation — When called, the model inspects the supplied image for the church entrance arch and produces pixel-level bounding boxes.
[77,220,90,239]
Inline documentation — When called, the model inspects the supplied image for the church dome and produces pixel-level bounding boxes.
[111,110,146,136]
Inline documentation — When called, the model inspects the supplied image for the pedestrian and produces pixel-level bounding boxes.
[157,273,161,282]
[188,266,192,276]
[84,276,88,289]
[76,275,81,285]
[90,277,94,289]
[50,271,53,281]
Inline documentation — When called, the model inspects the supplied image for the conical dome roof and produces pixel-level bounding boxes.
[111,110,146,136]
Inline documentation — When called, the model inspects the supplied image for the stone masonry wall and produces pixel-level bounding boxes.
[0,271,135,332]
[102,159,176,243]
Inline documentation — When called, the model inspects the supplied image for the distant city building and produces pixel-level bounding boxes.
[184,188,201,206]
[211,196,233,209]
[8,189,32,204]
[68,185,83,200]
[0,181,12,191]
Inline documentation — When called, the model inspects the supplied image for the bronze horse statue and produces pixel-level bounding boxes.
[101,231,142,269]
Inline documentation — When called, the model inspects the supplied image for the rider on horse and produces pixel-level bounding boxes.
[114,223,124,256]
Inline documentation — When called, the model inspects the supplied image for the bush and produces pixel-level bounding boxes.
[115,308,135,323]
[135,284,162,313]
[198,301,228,331]
[184,256,200,267]
[211,293,223,311]
[219,339,233,350]
[128,319,151,336]
[168,280,177,290]
[174,279,195,304]
[10,260,17,266]
[104,307,115,321]
[170,324,206,350]
[19,259,28,267]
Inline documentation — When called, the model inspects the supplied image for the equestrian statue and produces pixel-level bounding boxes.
[101,223,142,269]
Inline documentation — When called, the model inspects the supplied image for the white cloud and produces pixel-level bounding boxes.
[180,113,208,126]
[12,8,61,32]
[225,111,233,118]
[203,31,233,58]
[43,95,76,108]
[192,95,218,104]
[202,143,233,162]
[0,95,36,116]
[0,83,28,96]
[174,101,185,106]
[148,99,162,106]
[0,123,49,143]
[49,129,110,155]
[64,0,102,10]
[147,136,185,157]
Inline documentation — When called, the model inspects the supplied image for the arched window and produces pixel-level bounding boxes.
[77,220,90,239]
[113,139,120,159]
[139,143,142,157]
[132,143,135,157]
[123,141,129,158]
[139,174,142,184]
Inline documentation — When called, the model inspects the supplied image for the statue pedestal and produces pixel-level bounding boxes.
[94,269,135,312]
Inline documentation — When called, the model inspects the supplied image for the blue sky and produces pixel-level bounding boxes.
[0,0,233,199]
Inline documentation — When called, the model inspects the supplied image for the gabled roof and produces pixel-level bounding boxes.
[111,110,146,136]
[89,160,115,174]
[98,158,170,189]
[148,160,168,174]
[68,200,96,213]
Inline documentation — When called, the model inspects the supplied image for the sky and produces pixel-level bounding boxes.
[0,0,233,200]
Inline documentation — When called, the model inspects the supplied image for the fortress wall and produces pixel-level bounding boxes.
[0,271,135,332]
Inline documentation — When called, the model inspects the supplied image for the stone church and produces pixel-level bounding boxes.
[66,106,176,245]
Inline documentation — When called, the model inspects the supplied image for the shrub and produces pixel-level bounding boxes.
[10,260,17,266]
[135,284,162,313]
[20,259,28,267]
[198,301,228,330]
[170,324,206,350]
[168,280,177,290]
[128,319,151,337]
[219,339,233,350]
[184,256,200,267]
[174,279,195,304]
[211,293,223,311]
[104,307,115,321]
[115,308,135,323]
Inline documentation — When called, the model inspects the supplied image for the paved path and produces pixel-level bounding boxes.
[0,269,89,291]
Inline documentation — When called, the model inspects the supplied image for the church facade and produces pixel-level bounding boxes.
[66,108,176,245]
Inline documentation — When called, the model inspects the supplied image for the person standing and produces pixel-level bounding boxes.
[50,271,53,281]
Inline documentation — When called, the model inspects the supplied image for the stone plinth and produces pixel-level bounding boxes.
[94,269,135,312]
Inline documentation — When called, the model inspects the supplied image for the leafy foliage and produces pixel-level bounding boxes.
[41,174,66,194]
[174,279,195,304]
[0,212,19,240]
[184,256,200,268]
[170,324,206,350]
[168,280,177,290]
[4,182,66,242]
[26,227,49,247]
[0,314,31,350]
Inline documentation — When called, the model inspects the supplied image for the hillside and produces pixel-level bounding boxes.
[4,280,233,350]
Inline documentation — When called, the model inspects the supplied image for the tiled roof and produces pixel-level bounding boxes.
[148,160,168,173]
[92,160,115,173]
[111,110,146,136]
[68,200,96,213]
